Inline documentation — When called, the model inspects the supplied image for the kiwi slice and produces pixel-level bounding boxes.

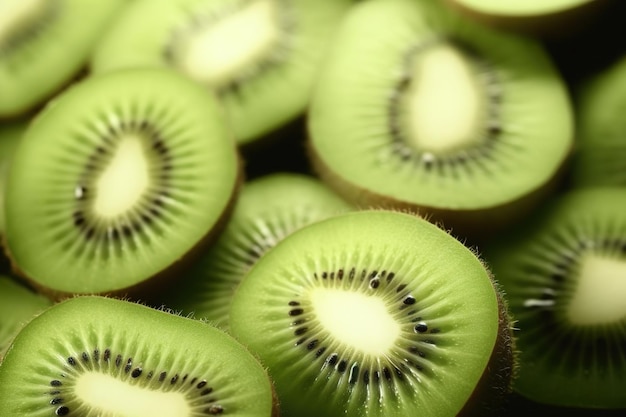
[90,0,353,145]
[2,68,241,299]
[570,55,626,187]
[484,187,626,409]
[307,0,573,241]
[164,172,353,329]
[0,274,51,358]
[0,119,27,236]
[0,295,278,416]
[0,0,126,118]
[443,0,606,37]
[229,209,515,417]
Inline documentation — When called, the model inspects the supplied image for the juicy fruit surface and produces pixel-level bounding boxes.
[165,172,353,329]
[0,0,125,117]
[449,0,593,15]
[91,0,353,144]
[3,68,239,296]
[308,0,572,212]
[486,188,626,409]
[0,296,277,417]
[230,210,505,417]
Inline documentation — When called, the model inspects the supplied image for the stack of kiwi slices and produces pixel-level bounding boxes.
[307,0,573,242]
[2,0,626,415]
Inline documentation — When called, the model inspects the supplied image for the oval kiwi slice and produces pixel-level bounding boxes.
[90,0,353,145]
[307,0,573,241]
[164,172,353,329]
[0,295,278,416]
[3,68,241,298]
[485,187,626,409]
[229,209,515,417]
[0,0,125,118]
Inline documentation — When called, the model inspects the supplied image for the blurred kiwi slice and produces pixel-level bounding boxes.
[230,209,515,417]
[485,187,626,409]
[90,0,353,145]
[0,0,125,118]
[3,68,241,299]
[0,295,278,416]
[0,274,51,358]
[0,119,27,236]
[571,55,626,187]
[307,0,573,241]
[443,0,605,37]
[164,172,352,329]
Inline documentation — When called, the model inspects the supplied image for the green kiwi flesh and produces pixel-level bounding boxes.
[2,68,240,298]
[571,55,626,187]
[0,119,27,236]
[0,0,125,118]
[90,0,353,145]
[0,295,278,416]
[485,187,626,409]
[164,172,353,329]
[0,274,51,358]
[229,209,515,417]
[307,0,573,240]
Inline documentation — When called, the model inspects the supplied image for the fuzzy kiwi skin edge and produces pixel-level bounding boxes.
[442,0,608,38]
[306,140,572,245]
[1,158,245,304]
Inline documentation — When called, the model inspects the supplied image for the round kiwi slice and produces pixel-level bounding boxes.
[443,0,606,37]
[0,295,278,416]
[90,0,353,145]
[2,68,241,299]
[229,209,515,417]
[484,187,626,409]
[0,274,51,358]
[570,55,626,187]
[0,0,126,118]
[164,172,353,329]
[307,0,573,241]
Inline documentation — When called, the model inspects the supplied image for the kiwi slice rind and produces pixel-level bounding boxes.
[0,295,278,416]
[164,172,353,329]
[90,0,353,145]
[0,0,126,118]
[229,209,515,417]
[307,0,573,241]
[484,187,626,409]
[2,68,241,299]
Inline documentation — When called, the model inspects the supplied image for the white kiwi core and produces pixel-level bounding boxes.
[176,0,280,86]
[403,44,483,153]
[74,372,191,417]
[567,254,626,325]
[0,0,45,41]
[309,288,401,355]
[93,134,149,218]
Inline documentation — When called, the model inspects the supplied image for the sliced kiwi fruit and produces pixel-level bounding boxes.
[0,295,278,416]
[229,209,515,417]
[90,0,353,145]
[0,119,27,236]
[2,68,241,299]
[0,0,126,118]
[307,0,573,242]
[0,274,51,358]
[570,55,626,187]
[484,187,626,409]
[443,0,607,37]
[164,172,353,329]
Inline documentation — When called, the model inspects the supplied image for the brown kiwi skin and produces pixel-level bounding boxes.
[2,157,245,303]
[307,139,573,246]
[443,0,609,39]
